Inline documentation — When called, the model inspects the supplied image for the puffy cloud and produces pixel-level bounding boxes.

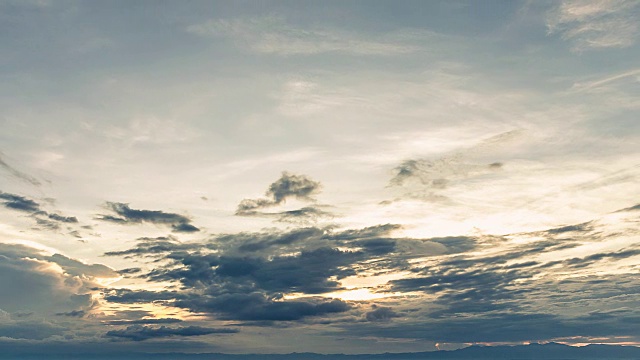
[0,243,116,316]
[235,172,329,223]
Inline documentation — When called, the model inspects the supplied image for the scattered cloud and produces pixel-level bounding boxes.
[389,130,520,199]
[0,152,41,186]
[235,172,330,223]
[186,16,419,56]
[547,0,640,51]
[97,202,199,233]
[105,325,238,341]
[0,191,41,212]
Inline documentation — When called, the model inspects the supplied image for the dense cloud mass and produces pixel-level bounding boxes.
[2,0,639,355]
[101,205,640,344]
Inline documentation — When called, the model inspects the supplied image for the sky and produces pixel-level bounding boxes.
[0,0,639,356]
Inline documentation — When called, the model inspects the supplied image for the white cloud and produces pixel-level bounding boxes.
[547,0,640,51]
[187,16,420,55]
[0,243,116,316]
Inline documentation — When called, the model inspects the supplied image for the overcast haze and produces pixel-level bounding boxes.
[1,0,639,356]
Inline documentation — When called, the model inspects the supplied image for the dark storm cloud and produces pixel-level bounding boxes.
[105,325,238,341]
[0,153,41,186]
[235,173,328,222]
[97,202,200,232]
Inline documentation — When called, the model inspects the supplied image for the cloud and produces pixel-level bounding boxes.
[0,191,41,212]
[235,172,330,223]
[100,206,640,343]
[55,310,85,317]
[186,16,419,56]
[365,306,401,322]
[46,213,78,223]
[0,243,117,316]
[0,152,41,186]
[0,192,81,232]
[547,0,640,51]
[388,130,519,197]
[174,294,350,322]
[105,325,238,341]
[102,318,183,326]
[0,320,63,340]
[97,202,199,233]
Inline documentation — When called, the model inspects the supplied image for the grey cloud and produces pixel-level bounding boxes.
[103,318,183,325]
[0,191,40,212]
[103,289,185,304]
[97,202,199,233]
[236,173,327,222]
[0,153,41,186]
[0,320,62,340]
[0,192,81,232]
[388,131,520,198]
[267,172,321,203]
[101,209,639,339]
[171,222,200,233]
[175,293,350,322]
[103,236,192,258]
[47,213,79,223]
[0,243,115,315]
[365,306,400,322]
[55,310,85,317]
[105,325,238,341]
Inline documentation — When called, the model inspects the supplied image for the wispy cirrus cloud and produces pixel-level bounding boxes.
[547,0,640,51]
[0,152,41,186]
[186,16,420,56]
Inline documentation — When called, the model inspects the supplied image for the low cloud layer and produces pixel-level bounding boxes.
[105,325,238,341]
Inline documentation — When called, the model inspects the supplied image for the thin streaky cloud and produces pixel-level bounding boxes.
[547,0,640,51]
[187,16,420,55]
